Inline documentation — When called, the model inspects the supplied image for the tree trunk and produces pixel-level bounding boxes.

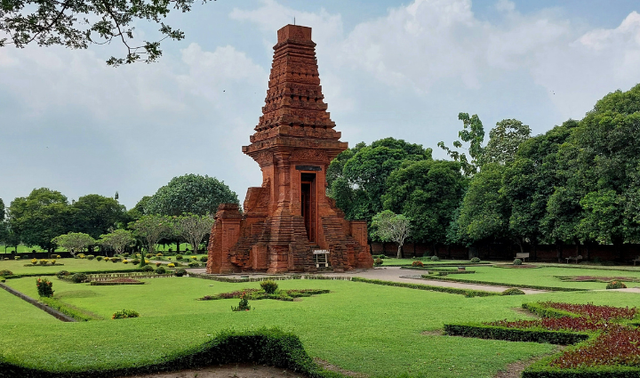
[396,243,402,259]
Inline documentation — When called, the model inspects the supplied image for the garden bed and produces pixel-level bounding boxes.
[91,278,145,286]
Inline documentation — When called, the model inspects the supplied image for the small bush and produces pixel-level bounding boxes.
[430,256,440,261]
[14,255,20,260]
[188,261,200,268]
[96,256,104,261]
[200,255,208,262]
[412,261,424,267]
[156,253,163,257]
[175,254,184,260]
[173,262,181,267]
[145,253,152,258]
[112,309,139,319]
[155,262,162,267]
[155,266,167,274]
[513,258,523,265]
[104,257,110,262]
[502,288,525,295]
[122,259,129,264]
[606,281,627,289]
[56,270,70,279]
[71,273,88,283]
[131,259,140,265]
[31,258,38,265]
[77,253,86,259]
[111,257,121,263]
[142,265,154,272]
[167,263,175,268]
[175,268,187,277]
[39,259,48,265]
[0,269,14,277]
[374,258,383,266]
[232,292,251,311]
[86,255,95,260]
[36,278,54,297]
[260,280,279,294]
[470,257,481,263]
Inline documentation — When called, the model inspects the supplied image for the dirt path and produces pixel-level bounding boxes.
[117,363,308,378]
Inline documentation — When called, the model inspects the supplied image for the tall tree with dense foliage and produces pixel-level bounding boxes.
[69,194,126,239]
[484,119,531,165]
[327,138,432,224]
[383,160,466,250]
[371,210,411,259]
[52,232,96,255]
[438,113,486,177]
[145,174,238,216]
[98,229,135,255]
[130,215,172,256]
[175,214,215,253]
[8,188,70,251]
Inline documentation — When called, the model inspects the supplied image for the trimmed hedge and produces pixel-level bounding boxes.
[351,277,499,297]
[522,302,580,319]
[419,275,588,292]
[0,328,341,378]
[523,355,640,378]
[443,323,590,345]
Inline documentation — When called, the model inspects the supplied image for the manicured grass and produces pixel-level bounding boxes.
[424,265,640,290]
[0,258,140,275]
[379,257,479,266]
[0,287,60,324]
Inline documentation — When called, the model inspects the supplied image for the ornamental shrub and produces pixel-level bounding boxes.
[232,292,251,311]
[155,262,162,267]
[77,253,86,259]
[112,309,139,319]
[175,254,184,260]
[131,259,140,265]
[470,257,481,263]
[156,253,163,257]
[36,278,54,297]
[430,256,440,261]
[50,259,56,265]
[200,256,208,262]
[145,253,152,258]
[142,265,154,272]
[606,281,627,289]
[104,257,110,261]
[191,256,197,260]
[122,259,129,264]
[71,273,88,283]
[14,255,20,260]
[111,257,121,263]
[0,269,14,277]
[155,266,167,274]
[412,261,424,267]
[502,288,525,295]
[175,268,187,277]
[87,255,95,260]
[167,263,175,268]
[56,270,70,279]
[188,261,200,268]
[513,258,523,265]
[31,258,38,265]
[96,256,103,261]
[38,259,48,265]
[374,258,383,266]
[261,280,279,294]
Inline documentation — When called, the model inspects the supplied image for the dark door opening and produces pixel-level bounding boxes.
[301,173,316,243]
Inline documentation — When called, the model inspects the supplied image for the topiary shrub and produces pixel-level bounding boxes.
[112,309,139,319]
[174,268,187,277]
[606,281,627,289]
[87,255,95,260]
[56,270,70,279]
[167,263,175,268]
[38,259,48,265]
[111,257,121,263]
[77,253,86,259]
[142,265,154,272]
[412,261,424,267]
[502,288,525,295]
[430,256,440,262]
[470,257,481,263]
[96,256,103,261]
[71,273,88,283]
[0,269,14,277]
[200,256,208,262]
[155,262,162,267]
[232,292,251,311]
[374,258,383,266]
[155,266,167,274]
[122,259,129,264]
[513,258,523,265]
[260,280,279,294]
[156,253,163,257]
[14,255,20,260]
[131,259,140,265]
[188,261,200,268]
[31,258,38,265]
[175,254,184,260]
[36,278,54,297]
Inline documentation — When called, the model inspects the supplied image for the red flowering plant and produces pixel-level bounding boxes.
[36,278,54,297]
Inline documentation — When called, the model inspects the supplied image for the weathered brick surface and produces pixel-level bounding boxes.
[207,25,373,274]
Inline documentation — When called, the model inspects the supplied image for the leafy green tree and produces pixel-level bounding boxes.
[52,232,96,255]
[327,138,431,225]
[371,210,411,259]
[0,197,7,246]
[69,194,126,239]
[175,214,215,253]
[127,196,152,222]
[484,119,531,165]
[0,0,203,65]
[8,188,70,252]
[383,160,466,250]
[130,215,172,258]
[456,163,509,244]
[438,113,486,177]
[145,174,238,216]
[98,229,135,255]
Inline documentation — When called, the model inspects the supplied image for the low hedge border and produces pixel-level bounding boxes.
[351,277,499,297]
[89,281,145,286]
[15,268,146,278]
[523,355,640,377]
[522,303,580,319]
[22,264,65,267]
[418,275,588,292]
[443,323,590,345]
[0,328,342,378]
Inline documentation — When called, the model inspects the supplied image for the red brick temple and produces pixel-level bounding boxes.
[206,24,373,274]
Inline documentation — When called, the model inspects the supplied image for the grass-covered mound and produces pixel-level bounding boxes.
[0,328,339,378]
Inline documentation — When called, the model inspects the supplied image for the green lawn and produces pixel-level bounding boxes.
[3,263,640,377]
[379,257,482,266]
[422,265,640,290]
[0,258,140,275]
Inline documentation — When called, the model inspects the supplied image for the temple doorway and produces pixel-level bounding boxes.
[301,173,316,243]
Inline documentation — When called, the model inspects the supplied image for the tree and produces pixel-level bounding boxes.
[438,113,486,177]
[8,188,70,251]
[484,119,531,165]
[371,210,411,259]
[52,232,95,255]
[327,138,431,225]
[145,174,238,216]
[175,214,214,253]
[69,194,126,239]
[0,198,7,247]
[383,160,467,250]
[0,0,204,65]
[98,229,135,255]
[130,214,172,257]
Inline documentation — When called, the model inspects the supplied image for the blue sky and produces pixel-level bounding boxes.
[1,0,640,210]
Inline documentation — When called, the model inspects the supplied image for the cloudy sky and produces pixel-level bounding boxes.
[1,0,640,210]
